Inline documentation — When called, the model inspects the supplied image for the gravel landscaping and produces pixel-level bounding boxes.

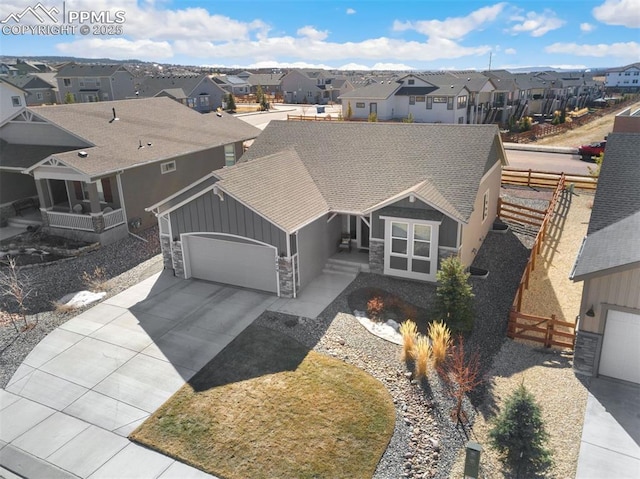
[0,226,162,388]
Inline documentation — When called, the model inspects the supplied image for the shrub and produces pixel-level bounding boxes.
[367,296,384,320]
[368,112,377,122]
[435,256,474,330]
[413,335,431,379]
[399,320,418,361]
[428,320,451,368]
[489,382,553,476]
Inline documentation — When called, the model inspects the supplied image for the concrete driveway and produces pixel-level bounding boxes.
[0,272,278,478]
[576,378,640,479]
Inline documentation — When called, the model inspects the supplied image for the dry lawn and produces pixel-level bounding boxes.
[536,100,640,147]
[131,325,395,479]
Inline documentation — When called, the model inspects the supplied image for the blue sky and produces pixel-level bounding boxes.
[1,0,638,70]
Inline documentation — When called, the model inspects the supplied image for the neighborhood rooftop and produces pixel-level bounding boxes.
[27,97,261,178]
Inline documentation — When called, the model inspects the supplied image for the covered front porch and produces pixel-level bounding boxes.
[34,173,128,244]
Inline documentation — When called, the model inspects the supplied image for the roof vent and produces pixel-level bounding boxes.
[109,107,119,123]
[78,151,88,158]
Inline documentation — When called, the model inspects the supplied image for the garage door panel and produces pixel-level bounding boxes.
[186,235,277,294]
[599,310,640,384]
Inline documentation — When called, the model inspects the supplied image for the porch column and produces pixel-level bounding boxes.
[86,182,101,214]
[34,179,51,208]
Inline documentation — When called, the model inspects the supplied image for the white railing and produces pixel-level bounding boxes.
[47,211,94,231]
[103,208,125,230]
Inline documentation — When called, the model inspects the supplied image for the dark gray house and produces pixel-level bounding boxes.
[148,122,506,297]
[571,132,640,385]
[55,63,135,103]
[0,98,260,244]
[136,75,227,113]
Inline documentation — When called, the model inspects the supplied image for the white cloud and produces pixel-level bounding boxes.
[545,41,640,60]
[393,3,505,39]
[593,0,640,28]
[505,48,517,54]
[508,9,565,37]
[549,64,589,70]
[56,38,173,61]
[346,8,356,15]
[297,25,329,41]
[580,22,595,32]
[371,62,415,70]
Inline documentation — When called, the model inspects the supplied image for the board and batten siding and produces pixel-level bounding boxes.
[297,213,342,288]
[371,196,459,247]
[580,268,640,333]
[170,189,287,255]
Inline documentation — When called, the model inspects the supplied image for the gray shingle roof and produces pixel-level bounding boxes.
[215,149,329,233]
[136,75,205,98]
[235,121,504,230]
[571,132,640,280]
[55,63,127,78]
[247,73,285,87]
[339,81,400,100]
[28,97,261,178]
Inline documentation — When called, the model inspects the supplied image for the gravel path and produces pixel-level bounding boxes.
[0,227,162,389]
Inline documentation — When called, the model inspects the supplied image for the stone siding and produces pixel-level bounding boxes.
[369,239,384,274]
[91,214,105,234]
[574,329,601,377]
[172,241,185,278]
[278,257,294,298]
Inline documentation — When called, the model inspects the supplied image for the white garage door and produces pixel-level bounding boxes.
[184,234,278,294]
[599,310,640,384]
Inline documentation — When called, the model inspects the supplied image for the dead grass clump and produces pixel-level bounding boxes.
[413,335,431,379]
[52,301,77,314]
[428,320,451,368]
[82,266,109,292]
[399,320,418,361]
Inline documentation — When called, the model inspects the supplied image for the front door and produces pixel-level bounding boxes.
[370,102,377,115]
[357,216,370,250]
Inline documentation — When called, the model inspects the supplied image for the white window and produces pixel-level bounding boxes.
[11,96,21,107]
[224,144,236,167]
[482,190,490,222]
[383,219,439,280]
[160,161,176,174]
[408,79,415,85]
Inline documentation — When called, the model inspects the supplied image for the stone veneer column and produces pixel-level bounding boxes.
[171,241,185,278]
[573,330,601,377]
[91,214,105,233]
[160,236,173,271]
[278,257,294,298]
[369,239,384,274]
[40,209,50,228]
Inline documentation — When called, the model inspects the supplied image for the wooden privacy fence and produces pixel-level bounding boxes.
[502,168,597,190]
[287,114,340,121]
[504,173,577,349]
[498,199,546,228]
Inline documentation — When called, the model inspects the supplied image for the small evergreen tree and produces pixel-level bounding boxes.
[403,113,414,123]
[346,101,353,120]
[435,256,474,330]
[226,93,236,112]
[489,382,553,477]
[260,93,269,111]
[64,92,75,104]
[368,112,377,122]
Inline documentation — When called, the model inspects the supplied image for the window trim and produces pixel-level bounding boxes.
[11,96,21,107]
[160,160,176,174]
[224,144,236,167]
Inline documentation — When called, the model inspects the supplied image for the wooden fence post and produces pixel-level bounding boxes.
[545,315,555,348]
[527,169,532,187]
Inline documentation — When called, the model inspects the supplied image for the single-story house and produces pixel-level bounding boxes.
[147,121,507,297]
[136,75,227,113]
[0,97,260,244]
[570,132,640,385]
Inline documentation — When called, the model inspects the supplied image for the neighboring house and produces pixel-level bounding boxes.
[612,106,640,133]
[4,74,58,106]
[136,75,226,113]
[0,97,260,244]
[604,62,640,91]
[147,122,506,298]
[55,63,135,103]
[211,75,251,96]
[0,78,27,123]
[570,132,640,385]
[281,69,328,104]
[339,73,471,124]
[247,72,285,97]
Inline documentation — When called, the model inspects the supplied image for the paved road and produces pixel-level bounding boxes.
[505,149,592,175]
